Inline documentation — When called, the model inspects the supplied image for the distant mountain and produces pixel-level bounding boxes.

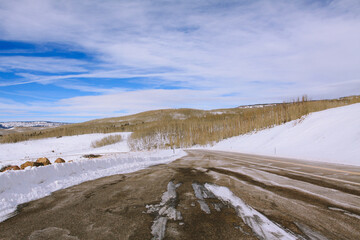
[237,103,277,109]
[0,121,68,129]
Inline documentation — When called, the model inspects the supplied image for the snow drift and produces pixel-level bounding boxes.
[0,150,186,222]
[211,103,360,166]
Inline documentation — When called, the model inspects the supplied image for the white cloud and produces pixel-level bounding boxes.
[0,0,359,121]
[1,79,360,122]
[0,56,87,76]
[0,88,241,121]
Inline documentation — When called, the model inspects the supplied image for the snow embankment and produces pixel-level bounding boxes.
[211,103,360,166]
[0,149,186,222]
[0,132,132,167]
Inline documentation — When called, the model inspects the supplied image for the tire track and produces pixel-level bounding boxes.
[261,169,360,196]
[208,167,360,216]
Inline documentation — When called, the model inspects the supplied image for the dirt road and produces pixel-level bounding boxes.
[1,150,359,239]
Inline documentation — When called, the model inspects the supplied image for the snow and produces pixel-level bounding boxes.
[0,132,186,222]
[211,103,360,166]
[160,181,179,206]
[0,149,186,222]
[192,183,213,214]
[0,130,187,223]
[237,103,276,109]
[205,184,297,240]
[0,121,67,128]
[0,132,132,167]
[1,103,359,224]
[147,181,183,240]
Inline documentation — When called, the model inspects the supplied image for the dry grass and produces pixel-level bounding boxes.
[1,95,359,148]
[0,109,208,143]
[91,134,123,148]
[128,95,360,150]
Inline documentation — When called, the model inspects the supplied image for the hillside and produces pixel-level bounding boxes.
[1,98,359,234]
[211,103,360,166]
[0,95,359,147]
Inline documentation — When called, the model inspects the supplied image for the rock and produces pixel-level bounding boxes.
[20,161,44,169]
[0,165,20,172]
[68,160,74,163]
[82,154,102,158]
[54,158,66,163]
[36,157,51,166]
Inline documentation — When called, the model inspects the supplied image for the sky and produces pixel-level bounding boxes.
[0,0,359,122]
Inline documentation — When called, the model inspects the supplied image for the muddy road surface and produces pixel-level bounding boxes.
[1,150,359,239]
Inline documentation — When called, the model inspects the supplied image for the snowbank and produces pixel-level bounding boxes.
[0,132,132,167]
[0,149,186,222]
[211,103,360,166]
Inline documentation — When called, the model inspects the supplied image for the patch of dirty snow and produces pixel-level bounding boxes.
[205,184,297,240]
[151,217,167,240]
[294,222,328,240]
[146,181,183,240]
[191,183,215,214]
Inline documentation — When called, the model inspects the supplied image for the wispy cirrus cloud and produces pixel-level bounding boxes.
[0,0,359,121]
[0,56,88,73]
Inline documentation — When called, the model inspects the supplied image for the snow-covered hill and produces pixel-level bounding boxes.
[0,121,67,129]
[211,103,360,166]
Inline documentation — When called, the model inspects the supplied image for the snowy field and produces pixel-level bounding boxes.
[0,132,186,222]
[211,103,360,166]
[0,132,132,167]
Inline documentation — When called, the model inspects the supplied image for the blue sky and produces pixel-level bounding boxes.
[0,0,359,122]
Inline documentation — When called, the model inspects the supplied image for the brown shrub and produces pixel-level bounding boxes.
[91,134,122,148]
